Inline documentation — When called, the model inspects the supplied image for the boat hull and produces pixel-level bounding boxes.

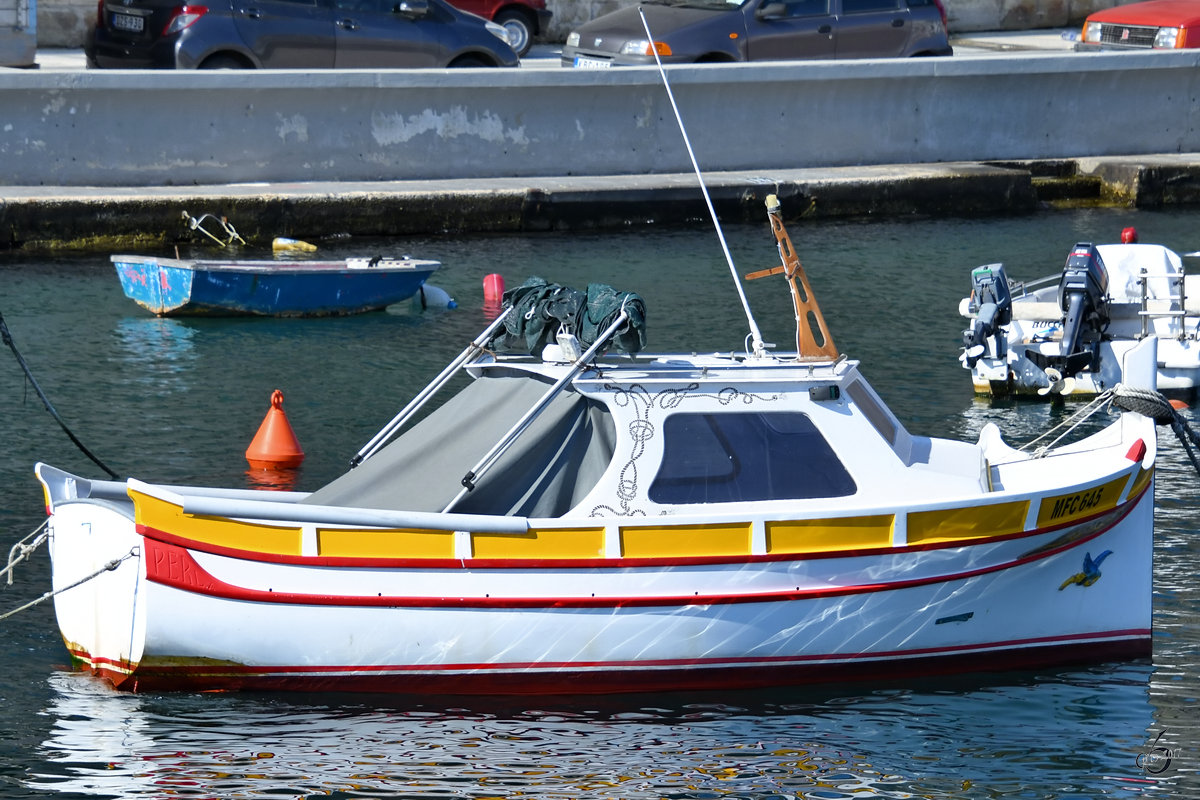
[45,480,1154,694]
[113,255,439,317]
[971,337,1200,398]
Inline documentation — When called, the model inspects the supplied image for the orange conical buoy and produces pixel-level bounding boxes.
[1171,399,1189,411]
[245,390,304,470]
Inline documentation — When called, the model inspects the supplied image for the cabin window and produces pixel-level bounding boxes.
[648,412,856,504]
[845,379,897,446]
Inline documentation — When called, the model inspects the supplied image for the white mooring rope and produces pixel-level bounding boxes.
[1,542,139,622]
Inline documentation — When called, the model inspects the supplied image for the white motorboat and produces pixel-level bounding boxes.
[33,199,1164,694]
[961,238,1200,397]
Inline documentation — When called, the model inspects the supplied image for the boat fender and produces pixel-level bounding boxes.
[414,284,457,310]
[272,237,317,253]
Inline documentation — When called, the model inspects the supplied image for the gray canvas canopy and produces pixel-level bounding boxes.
[305,371,616,519]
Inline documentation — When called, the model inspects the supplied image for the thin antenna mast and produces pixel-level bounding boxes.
[637,7,766,358]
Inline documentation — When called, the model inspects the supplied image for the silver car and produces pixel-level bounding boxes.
[562,0,952,67]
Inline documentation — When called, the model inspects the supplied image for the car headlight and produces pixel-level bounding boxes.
[1082,22,1101,43]
[566,32,580,47]
[619,39,672,56]
[1154,26,1181,48]
[486,20,512,46]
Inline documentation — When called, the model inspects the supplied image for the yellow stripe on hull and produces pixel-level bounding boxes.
[1035,475,1131,528]
[766,515,894,553]
[132,489,302,555]
[475,527,605,560]
[132,477,1140,562]
[620,522,751,558]
[908,500,1030,545]
[318,528,454,559]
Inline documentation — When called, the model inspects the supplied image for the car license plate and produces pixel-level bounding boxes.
[573,56,611,69]
[111,13,144,33]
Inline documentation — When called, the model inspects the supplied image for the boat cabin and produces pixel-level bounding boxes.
[305,351,991,523]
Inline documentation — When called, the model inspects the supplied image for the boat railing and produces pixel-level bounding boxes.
[349,310,513,468]
[1138,262,1193,340]
[1009,274,1058,299]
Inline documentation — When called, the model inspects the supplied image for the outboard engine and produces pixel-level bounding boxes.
[1054,242,1110,377]
[962,263,1013,367]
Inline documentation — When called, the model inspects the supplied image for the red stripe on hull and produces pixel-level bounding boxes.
[136,481,1149,570]
[140,494,1142,609]
[68,632,1152,694]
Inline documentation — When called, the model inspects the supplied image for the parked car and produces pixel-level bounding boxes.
[561,0,952,67]
[86,0,520,69]
[448,0,550,56]
[1075,0,1200,51]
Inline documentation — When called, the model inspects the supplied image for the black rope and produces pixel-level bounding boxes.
[1113,384,1200,477]
[1,311,119,479]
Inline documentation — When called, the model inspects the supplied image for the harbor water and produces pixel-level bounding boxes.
[3,206,1200,798]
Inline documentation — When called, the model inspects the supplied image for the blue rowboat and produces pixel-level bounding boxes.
[112,255,440,317]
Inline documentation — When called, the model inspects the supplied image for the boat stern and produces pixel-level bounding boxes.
[35,463,147,686]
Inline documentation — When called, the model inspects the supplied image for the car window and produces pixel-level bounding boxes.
[841,0,902,13]
[781,0,831,17]
[334,0,394,9]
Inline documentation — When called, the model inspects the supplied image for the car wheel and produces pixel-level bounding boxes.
[199,55,249,69]
[495,9,534,57]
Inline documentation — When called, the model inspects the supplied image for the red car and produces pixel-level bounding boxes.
[1076,0,1200,50]
[451,0,551,56]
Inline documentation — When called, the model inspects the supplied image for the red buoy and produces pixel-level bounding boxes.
[1170,399,1189,411]
[245,390,304,470]
[483,273,505,305]
[1121,227,1139,244]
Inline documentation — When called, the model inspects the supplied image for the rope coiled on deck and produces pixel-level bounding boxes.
[1110,384,1177,425]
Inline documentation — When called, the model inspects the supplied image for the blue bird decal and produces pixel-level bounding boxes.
[1059,550,1113,590]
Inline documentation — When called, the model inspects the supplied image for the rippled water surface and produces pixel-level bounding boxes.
[3,207,1200,798]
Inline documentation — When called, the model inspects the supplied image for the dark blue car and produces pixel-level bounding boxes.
[87,0,519,69]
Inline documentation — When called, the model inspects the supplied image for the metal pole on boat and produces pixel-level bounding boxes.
[638,7,767,359]
[441,309,631,513]
[350,309,512,467]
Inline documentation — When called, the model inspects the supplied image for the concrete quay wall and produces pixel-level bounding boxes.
[3,51,1199,189]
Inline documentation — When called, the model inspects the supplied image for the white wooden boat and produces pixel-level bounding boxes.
[960,240,1200,398]
[36,200,1161,694]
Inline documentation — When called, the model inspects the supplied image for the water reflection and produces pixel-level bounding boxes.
[244,466,301,492]
[112,317,197,394]
[30,665,1167,798]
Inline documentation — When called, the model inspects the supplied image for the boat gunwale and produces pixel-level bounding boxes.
[112,255,441,276]
[138,494,1146,609]
[131,479,1148,573]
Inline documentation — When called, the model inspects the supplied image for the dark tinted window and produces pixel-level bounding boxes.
[649,412,856,504]
[842,0,902,12]
[783,0,831,16]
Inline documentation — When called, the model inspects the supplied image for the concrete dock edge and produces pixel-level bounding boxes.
[5,157,1199,250]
